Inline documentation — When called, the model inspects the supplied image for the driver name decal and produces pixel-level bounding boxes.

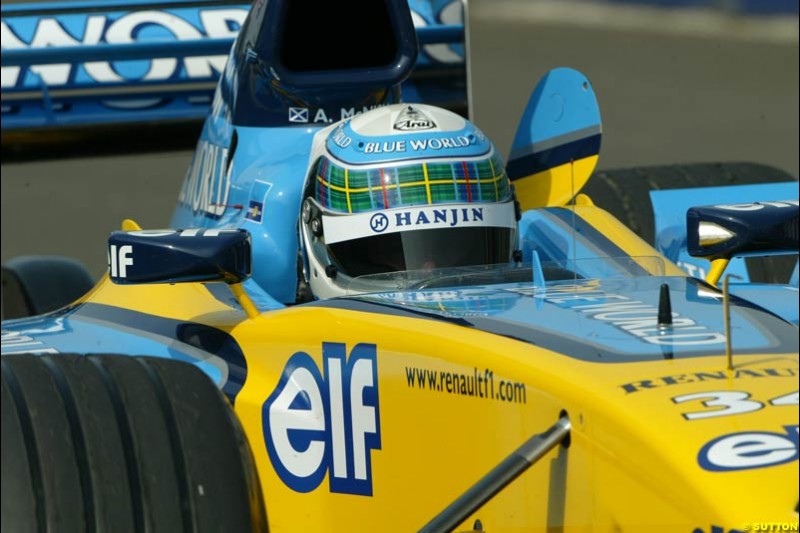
[263,342,380,496]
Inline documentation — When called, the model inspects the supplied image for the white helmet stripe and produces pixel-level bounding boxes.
[322,202,517,244]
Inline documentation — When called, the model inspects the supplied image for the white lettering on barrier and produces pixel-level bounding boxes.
[1,8,248,88]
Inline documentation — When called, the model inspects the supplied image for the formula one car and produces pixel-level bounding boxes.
[2,0,798,531]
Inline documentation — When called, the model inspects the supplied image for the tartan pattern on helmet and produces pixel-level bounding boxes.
[315,154,511,213]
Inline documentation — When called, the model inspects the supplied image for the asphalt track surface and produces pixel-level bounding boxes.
[2,1,798,280]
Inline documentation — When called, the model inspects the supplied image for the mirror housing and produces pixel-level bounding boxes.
[687,201,798,259]
[686,200,798,285]
[108,229,251,285]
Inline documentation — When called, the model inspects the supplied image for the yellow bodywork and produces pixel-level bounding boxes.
[79,205,798,532]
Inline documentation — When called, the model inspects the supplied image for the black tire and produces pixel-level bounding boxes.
[582,162,798,282]
[2,256,96,320]
[1,354,267,533]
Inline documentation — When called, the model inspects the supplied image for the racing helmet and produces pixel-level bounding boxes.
[300,103,518,299]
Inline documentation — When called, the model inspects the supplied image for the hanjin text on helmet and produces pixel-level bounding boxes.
[393,207,484,229]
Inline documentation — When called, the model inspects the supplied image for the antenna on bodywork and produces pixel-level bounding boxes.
[722,274,736,371]
[657,283,673,327]
[657,283,674,360]
[570,159,578,284]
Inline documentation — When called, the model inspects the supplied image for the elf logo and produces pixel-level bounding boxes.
[108,244,134,278]
[698,425,798,472]
[263,343,380,496]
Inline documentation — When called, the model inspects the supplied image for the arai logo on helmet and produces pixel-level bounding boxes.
[394,106,436,131]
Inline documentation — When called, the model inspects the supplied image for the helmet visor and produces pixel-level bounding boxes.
[327,226,514,277]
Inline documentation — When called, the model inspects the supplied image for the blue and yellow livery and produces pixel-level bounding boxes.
[1,0,798,531]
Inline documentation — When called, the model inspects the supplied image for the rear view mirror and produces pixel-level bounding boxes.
[687,200,798,285]
[108,228,251,285]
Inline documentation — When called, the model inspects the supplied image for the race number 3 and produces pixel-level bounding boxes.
[673,390,798,420]
[673,391,763,420]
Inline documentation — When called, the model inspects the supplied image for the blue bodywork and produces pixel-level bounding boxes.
[327,275,798,362]
[506,67,602,181]
[1,0,466,130]
[171,123,318,303]
[169,0,476,303]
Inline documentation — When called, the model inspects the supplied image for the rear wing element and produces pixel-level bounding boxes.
[1,0,467,131]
